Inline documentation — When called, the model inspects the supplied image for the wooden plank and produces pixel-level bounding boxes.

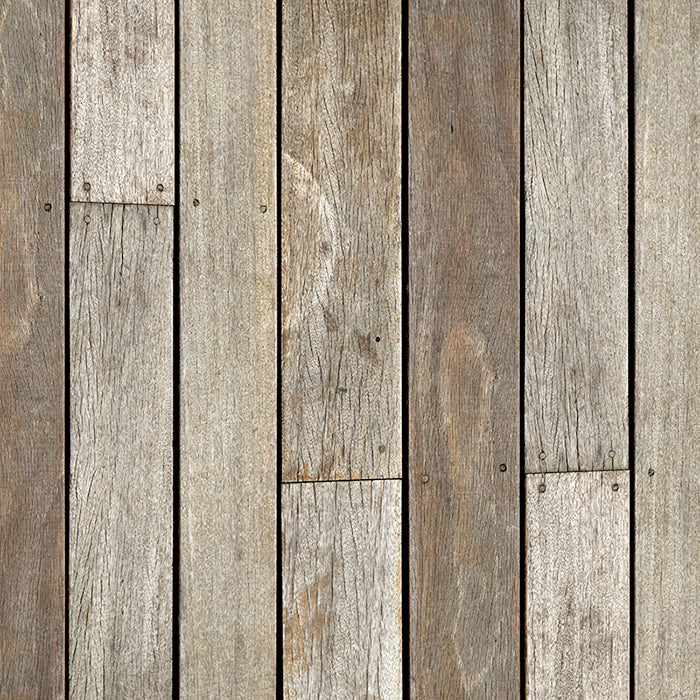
[524,0,628,473]
[0,0,65,694]
[635,1,700,694]
[69,203,173,697]
[281,0,401,481]
[526,471,630,698]
[282,480,401,698]
[409,1,520,696]
[179,0,277,695]
[70,0,174,204]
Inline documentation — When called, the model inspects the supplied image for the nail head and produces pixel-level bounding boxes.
[499,463,507,472]
[260,204,267,213]
[154,217,160,225]
[538,483,546,493]
[193,198,200,207]
[44,203,52,211]
[609,449,615,458]
[612,483,619,492]
[648,468,655,476]
[83,182,91,191]
[539,451,546,460]
[421,474,429,483]
[84,215,91,224]
[157,183,164,192]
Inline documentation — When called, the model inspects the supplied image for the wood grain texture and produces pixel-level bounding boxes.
[281,0,401,482]
[526,471,630,698]
[409,1,520,696]
[70,0,174,204]
[69,203,173,698]
[283,480,401,699]
[525,0,628,473]
[635,1,700,694]
[179,0,277,695]
[0,0,64,695]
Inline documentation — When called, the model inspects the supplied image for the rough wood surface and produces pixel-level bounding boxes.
[0,0,65,695]
[282,480,401,699]
[71,0,174,204]
[525,0,628,473]
[281,0,401,481]
[526,471,630,698]
[69,203,173,698]
[409,1,520,696]
[635,1,700,694]
[179,0,277,695]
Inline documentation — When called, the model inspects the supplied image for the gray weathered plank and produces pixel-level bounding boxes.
[69,202,173,698]
[409,1,521,695]
[0,0,65,694]
[282,480,401,698]
[71,0,174,204]
[526,471,630,698]
[525,0,628,473]
[281,0,401,481]
[179,0,277,695]
[635,1,700,694]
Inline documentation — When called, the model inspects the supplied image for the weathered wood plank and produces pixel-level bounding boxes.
[409,1,520,695]
[526,471,630,698]
[179,0,277,695]
[281,0,401,481]
[282,480,401,698]
[635,1,700,694]
[69,203,173,697]
[0,0,65,694]
[70,0,174,204]
[525,0,628,473]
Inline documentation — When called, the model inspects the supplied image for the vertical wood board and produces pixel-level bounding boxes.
[635,1,700,695]
[409,1,521,696]
[282,480,401,699]
[179,0,277,694]
[282,0,402,481]
[525,0,628,473]
[0,0,65,695]
[69,202,173,698]
[526,471,630,698]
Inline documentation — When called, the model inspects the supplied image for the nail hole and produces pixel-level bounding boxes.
[499,464,507,472]
[193,198,200,207]
[538,451,546,460]
[612,483,619,492]
[83,182,91,191]
[260,204,267,213]
[648,468,655,476]
[538,483,546,493]
[83,215,91,224]
[157,183,164,192]
[44,203,52,211]
[421,474,429,483]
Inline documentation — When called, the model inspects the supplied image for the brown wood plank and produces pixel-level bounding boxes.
[526,471,630,698]
[70,0,174,204]
[0,0,65,694]
[281,0,402,481]
[635,1,700,694]
[282,480,401,698]
[409,1,520,695]
[179,0,277,694]
[524,0,628,474]
[69,203,173,697]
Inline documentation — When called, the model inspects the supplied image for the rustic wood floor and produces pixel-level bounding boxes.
[0,0,697,697]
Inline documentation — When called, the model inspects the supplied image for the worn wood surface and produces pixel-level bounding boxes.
[409,1,520,696]
[282,480,401,698]
[281,0,401,481]
[0,0,65,695]
[69,203,173,698]
[635,1,700,694]
[179,0,277,695]
[71,0,174,204]
[526,471,630,698]
[525,0,628,473]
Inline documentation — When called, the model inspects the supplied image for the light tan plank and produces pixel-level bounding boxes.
[179,0,277,695]
[70,203,173,698]
[283,480,401,698]
[71,0,174,204]
[635,1,700,694]
[0,0,65,694]
[282,0,401,481]
[525,0,628,473]
[526,471,629,698]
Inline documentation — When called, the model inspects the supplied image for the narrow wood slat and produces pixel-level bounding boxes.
[281,0,401,481]
[409,1,520,695]
[526,471,630,698]
[282,480,401,698]
[525,0,628,473]
[635,1,700,694]
[69,203,173,697]
[70,0,174,204]
[0,0,65,694]
[179,0,277,694]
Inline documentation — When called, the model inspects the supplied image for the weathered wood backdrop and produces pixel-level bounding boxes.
[0,0,697,697]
